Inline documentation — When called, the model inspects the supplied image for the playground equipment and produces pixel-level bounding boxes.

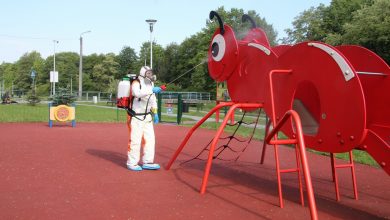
[166,11,390,219]
[48,103,76,127]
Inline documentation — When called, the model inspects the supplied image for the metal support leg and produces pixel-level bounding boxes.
[165,102,234,170]
[200,103,263,194]
[330,151,358,201]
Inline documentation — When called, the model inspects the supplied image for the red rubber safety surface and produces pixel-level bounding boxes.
[0,123,389,219]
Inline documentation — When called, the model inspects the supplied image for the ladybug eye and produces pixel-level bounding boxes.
[211,34,225,61]
[211,42,219,57]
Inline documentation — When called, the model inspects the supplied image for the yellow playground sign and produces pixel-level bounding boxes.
[49,104,76,127]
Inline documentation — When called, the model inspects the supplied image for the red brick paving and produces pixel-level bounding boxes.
[0,123,388,219]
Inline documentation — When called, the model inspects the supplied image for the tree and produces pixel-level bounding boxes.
[322,0,373,35]
[281,0,388,64]
[135,42,164,79]
[41,52,79,96]
[158,43,180,83]
[0,63,17,93]
[341,0,390,63]
[82,53,106,91]
[50,87,76,106]
[14,51,44,95]
[173,33,205,90]
[91,53,119,92]
[0,7,281,94]
[282,5,327,44]
[56,52,79,92]
[116,46,138,78]
[282,0,374,44]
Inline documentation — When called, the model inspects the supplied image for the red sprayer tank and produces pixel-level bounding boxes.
[117,77,131,108]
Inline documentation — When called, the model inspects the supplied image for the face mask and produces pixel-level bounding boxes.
[144,70,156,82]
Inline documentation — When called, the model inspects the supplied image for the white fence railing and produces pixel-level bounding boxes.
[161,92,211,101]
[80,91,212,102]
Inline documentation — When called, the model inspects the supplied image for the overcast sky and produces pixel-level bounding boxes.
[0,0,331,63]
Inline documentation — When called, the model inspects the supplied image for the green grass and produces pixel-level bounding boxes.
[0,104,49,122]
[161,103,265,123]
[183,121,266,139]
[309,149,379,167]
[76,105,128,122]
[337,150,378,167]
[0,102,378,167]
[0,103,128,123]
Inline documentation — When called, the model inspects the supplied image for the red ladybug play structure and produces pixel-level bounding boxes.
[166,11,390,219]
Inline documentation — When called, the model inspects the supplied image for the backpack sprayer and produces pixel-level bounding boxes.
[116,74,152,120]
[117,74,138,109]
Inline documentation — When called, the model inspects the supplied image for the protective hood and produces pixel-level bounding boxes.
[139,66,156,83]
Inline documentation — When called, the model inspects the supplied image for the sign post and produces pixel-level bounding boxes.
[50,71,59,96]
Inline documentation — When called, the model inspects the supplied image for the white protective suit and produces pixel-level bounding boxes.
[126,67,158,168]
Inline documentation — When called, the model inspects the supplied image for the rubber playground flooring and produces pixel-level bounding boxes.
[0,123,389,219]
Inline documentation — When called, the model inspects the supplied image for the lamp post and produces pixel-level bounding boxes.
[0,74,3,98]
[144,47,147,66]
[145,19,157,69]
[31,69,36,95]
[52,40,59,96]
[79,30,91,99]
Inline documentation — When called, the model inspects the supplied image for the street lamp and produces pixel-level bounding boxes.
[144,47,147,66]
[79,30,91,99]
[0,74,3,98]
[145,19,157,69]
[31,69,36,95]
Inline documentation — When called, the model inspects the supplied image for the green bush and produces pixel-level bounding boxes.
[50,87,76,106]
[26,93,41,106]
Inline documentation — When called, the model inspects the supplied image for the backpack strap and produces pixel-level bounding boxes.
[126,79,152,120]
[128,79,141,110]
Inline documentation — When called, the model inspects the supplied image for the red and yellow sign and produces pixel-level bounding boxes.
[50,105,75,122]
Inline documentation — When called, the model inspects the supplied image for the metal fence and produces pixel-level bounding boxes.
[161,92,211,101]
[79,91,212,103]
[79,91,112,102]
[1,89,212,104]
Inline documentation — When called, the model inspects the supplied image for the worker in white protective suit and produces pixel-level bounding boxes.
[126,66,162,171]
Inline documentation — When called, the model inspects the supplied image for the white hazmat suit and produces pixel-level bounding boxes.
[126,66,160,171]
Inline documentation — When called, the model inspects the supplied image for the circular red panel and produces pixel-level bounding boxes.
[265,42,366,153]
[55,105,71,122]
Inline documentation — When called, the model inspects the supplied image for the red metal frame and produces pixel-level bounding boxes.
[260,118,271,164]
[166,69,318,218]
[215,100,235,124]
[330,151,358,201]
[165,101,234,170]
[265,110,318,220]
[165,102,263,194]
[200,102,263,193]
[266,69,317,219]
[261,119,304,207]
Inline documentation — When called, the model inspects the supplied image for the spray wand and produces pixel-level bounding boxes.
[159,60,206,91]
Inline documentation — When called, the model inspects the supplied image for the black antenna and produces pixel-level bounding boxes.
[242,14,256,28]
[209,11,225,35]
